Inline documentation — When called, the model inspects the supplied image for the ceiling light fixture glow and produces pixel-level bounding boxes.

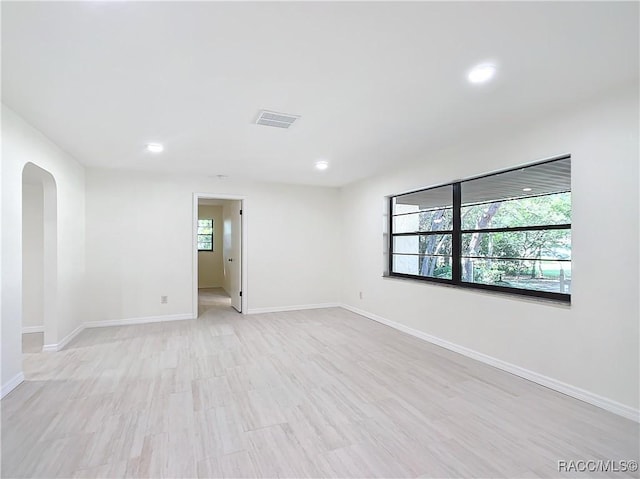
[467,63,497,84]
[146,143,164,153]
[315,160,329,171]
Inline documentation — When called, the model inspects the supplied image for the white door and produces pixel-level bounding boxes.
[223,200,242,312]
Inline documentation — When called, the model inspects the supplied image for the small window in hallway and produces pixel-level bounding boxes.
[197,219,214,251]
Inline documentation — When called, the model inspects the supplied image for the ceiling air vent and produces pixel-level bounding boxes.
[255,110,300,129]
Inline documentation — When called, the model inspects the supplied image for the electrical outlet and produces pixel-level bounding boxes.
[160,295,168,304]
[359,291,363,300]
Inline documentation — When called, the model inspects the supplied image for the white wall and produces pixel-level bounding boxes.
[1,104,86,391]
[340,85,639,412]
[197,205,224,289]
[84,169,341,322]
[22,182,44,329]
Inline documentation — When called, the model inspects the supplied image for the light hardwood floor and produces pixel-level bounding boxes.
[2,305,638,478]
[198,288,232,317]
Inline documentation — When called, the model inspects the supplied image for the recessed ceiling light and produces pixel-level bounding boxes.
[146,143,164,153]
[467,63,497,84]
[315,160,329,171]
[522,187,532,192]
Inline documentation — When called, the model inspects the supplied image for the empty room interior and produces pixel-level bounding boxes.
[1,1,639,478]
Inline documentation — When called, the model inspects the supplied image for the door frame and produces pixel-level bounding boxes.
[192,193,248,315]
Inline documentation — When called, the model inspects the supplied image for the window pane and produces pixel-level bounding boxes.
[392,254,452,279]
[392,209,453,233]
[198,219,214,235]
[460,258,571,294]
[461,192,571,230]
[393,234,452,256]
[462,229,571,261]
[393,185,453,215]
[198,233,212,251]
[388,157,570,299]
[461,158,570,207]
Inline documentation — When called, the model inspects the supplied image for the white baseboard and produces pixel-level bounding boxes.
[22,326,44,334]
[341,303,640,423]
[247,303,341,315]
[84,313,195,329]
[40,314,194,352]
[42,324,85,352]
[1,372,25,399]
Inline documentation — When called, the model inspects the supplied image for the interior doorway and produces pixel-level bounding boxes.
[21,163,57,353]
[193,194,246,317]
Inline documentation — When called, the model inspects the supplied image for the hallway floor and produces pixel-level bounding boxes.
[198,288,232,317]
[22,331,44,354]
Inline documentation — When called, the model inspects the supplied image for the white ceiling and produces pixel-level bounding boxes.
[2,2,638,187]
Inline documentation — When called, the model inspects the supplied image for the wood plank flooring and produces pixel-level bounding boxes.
[198,289,231,317]
[2,304,638,478]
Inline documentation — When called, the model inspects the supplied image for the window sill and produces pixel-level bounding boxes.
[382,273,571,307]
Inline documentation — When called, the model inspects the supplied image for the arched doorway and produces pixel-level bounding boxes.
[21,163,57,352]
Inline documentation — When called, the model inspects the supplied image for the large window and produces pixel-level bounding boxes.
[389,156,571,301]
[197,219,214,251]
